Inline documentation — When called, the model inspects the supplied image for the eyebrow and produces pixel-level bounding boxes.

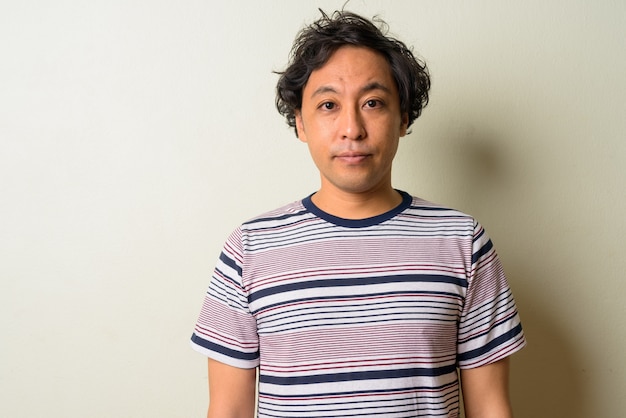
[310,82,392,98]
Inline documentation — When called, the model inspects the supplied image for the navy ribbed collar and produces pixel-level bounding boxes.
[302,190,412,228]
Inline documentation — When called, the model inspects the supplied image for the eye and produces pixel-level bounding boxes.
[320,102,335,110]
[365,99,381,108]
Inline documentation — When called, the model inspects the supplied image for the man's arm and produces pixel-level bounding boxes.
[459,357,513,418]
[206,358,257,418]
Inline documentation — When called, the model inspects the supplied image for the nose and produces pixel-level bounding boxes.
[340,105,366,141]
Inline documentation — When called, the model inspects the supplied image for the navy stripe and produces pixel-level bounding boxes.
[474,225,486,241]
[457,323,524,362]
[408,205,454,212]
[243,208,310,226]
[471,238,493,265]
[249,274,468,304]
[191,333,258,361]
[260,364,458,386]
[219,251,242,276]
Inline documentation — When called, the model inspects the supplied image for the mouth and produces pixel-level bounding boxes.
[334,152,371,164]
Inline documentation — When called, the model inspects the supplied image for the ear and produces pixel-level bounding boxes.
[295,110,307,143]
[399,113,409,137]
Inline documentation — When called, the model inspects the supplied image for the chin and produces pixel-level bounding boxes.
[335,182,385,195]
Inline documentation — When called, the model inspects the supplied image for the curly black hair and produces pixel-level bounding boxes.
[276,10,430,136]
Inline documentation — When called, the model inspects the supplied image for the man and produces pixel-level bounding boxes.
[191,10,525,418]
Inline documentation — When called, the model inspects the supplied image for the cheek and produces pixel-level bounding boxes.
[381,135,400,160]
[306,141,326,165]
[387,141,400,160]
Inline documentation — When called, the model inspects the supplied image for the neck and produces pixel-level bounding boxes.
[311,185,403,220]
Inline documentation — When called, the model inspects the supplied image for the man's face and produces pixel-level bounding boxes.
[295,45,408,197]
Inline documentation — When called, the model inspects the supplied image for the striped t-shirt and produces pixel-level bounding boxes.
[191,191,525,417]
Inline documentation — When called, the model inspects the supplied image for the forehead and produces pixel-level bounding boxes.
[303,46,396,94]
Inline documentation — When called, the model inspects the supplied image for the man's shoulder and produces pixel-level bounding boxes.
[240,197,311,229]
[405,194,475,222]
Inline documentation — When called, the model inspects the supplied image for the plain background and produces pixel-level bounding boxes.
[1,1,624,417]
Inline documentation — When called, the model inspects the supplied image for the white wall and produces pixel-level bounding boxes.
[1,1,624,417]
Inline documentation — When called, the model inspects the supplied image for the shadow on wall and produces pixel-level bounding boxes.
[462,137,589,417]
[508,269,588,418]
[412,125,591,417]
[453,131,590,417]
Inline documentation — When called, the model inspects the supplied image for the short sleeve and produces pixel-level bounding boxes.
[190,227,260,368]
[457,221,526,368]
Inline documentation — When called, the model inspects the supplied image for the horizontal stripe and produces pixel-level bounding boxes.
[218,251,242,277]
[457,323,524,362]
[259,364,458,385]
[471,238,493,265]
[190,333,259,361]
[250,274,468,304]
